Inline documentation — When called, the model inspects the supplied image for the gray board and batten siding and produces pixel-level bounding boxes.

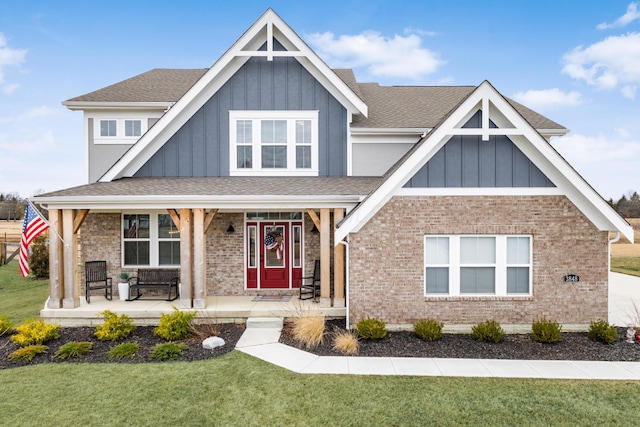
[135,46,348,178]
[405,111,555,188]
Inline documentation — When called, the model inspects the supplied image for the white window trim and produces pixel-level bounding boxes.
[124,119,142,137]
[424,234,532,297]
[94,116,150,145]
[229,110,319,176]
[122,212,180,268]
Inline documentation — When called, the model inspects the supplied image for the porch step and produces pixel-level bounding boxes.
[246,317,284,329]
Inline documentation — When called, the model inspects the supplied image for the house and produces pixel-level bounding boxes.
[34,9,633,329]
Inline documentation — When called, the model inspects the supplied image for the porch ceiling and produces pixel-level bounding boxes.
[33,176,383,210]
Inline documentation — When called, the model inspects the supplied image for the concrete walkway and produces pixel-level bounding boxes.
[235,321,640,380]
[609,272,640,326]
[236,273,640,380]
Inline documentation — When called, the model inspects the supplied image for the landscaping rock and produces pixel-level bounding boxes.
[202,336,225,350]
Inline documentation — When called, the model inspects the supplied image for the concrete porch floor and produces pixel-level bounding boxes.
[40,295,346,327]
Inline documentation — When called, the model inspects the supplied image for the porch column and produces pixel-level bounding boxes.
[62,209,79,308]
[320,208,331,307]
[47,209,63,309]
[179,208,193,308]
[193,208,206,309]
[333,208,345,308]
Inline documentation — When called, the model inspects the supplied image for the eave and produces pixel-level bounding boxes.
[62,101,174,111]
[33,194,366,211]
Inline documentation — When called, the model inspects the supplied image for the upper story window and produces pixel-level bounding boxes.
[94,116,151,144]
[125,120,142,137]
[230,111,319,176]
[424,235,532,297]
[100,120,117,137]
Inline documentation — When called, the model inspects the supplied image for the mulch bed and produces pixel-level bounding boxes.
[280,319,640,361]
[0,323,245,370]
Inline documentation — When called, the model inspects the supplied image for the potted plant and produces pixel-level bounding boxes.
[118,272,130,301]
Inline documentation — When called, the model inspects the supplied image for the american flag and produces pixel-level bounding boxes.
[19,204,49,277]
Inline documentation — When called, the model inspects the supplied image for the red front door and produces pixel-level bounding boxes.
[245,220,303,289]
[259,223,289,288]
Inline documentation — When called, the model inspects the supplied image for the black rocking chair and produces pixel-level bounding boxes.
[299,260,320,302]
[85,260,113,303]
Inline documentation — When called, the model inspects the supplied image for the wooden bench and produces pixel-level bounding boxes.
[128,268,180,301]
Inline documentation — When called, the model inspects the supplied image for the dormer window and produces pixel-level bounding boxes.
[230,111,318,176]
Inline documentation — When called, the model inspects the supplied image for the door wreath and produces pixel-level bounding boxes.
[265,230,284,260]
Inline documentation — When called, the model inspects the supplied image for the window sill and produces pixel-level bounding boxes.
[424,295,533,302]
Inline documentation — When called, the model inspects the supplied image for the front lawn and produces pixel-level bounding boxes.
[0,262,49,323]
[0,351,637,426]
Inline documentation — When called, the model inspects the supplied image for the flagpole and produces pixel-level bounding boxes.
[26,199,68,247]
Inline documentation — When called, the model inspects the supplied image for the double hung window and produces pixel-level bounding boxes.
[425,235,531,296]
[230,111,318,175]
[123,213,180,267]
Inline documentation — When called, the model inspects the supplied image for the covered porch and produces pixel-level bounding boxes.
[40,294,347,327]
[33,177,382,319]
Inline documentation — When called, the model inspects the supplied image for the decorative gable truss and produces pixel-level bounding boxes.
[336,80,634,243]
[100,8,367,182]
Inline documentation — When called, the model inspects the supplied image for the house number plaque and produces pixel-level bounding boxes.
[564,274,580,282]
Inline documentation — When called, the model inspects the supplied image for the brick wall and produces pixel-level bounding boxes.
[79,213,122,296]
[348,195,609,326]
[80,212,322,298]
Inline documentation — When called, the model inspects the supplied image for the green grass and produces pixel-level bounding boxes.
[611,256,640,277]
[0,352,637,426]
[0,262,49,323]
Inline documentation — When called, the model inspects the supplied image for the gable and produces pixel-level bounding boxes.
[337,81,634,243]
[405,111,554,188]
[134,49,348,178]
[100,8,366,182]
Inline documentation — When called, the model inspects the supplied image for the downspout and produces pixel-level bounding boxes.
[608,231,620,273]
[339,239,349,330]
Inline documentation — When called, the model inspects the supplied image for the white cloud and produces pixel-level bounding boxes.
[552,132,640,198]
[0,33,27,85]
[0,130,55,154]
[17,105,60,121]
[305,30,444,81]
[2,83,19,94]
[562,32,640,98]
[597,2,640,29]
[512,88,583,109]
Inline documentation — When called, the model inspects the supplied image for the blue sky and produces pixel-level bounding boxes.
[0,0,639,200]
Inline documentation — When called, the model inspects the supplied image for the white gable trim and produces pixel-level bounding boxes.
[336,81,633,243]
[100,8,367,182]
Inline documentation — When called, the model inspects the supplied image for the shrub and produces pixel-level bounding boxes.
[331,329,359,355]
[414,318,444,342]
[8,344,48,361]
[29,236,49,279]
[588,320,618,344]
[356,317,387,340]
[108,342,140,360]
[10,319,60,346]
[291,314,325,349]
[0,314,14,336]
[94,310,136,341]
[154,309,197,341]
[471,319,505,343]
[151,342,187,360]
[531,317,563,343]
[55,341,93,360]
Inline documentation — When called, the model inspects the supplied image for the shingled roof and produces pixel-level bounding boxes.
[64,68,208,103]
[37,176,382,199]
[64,68,565,131]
